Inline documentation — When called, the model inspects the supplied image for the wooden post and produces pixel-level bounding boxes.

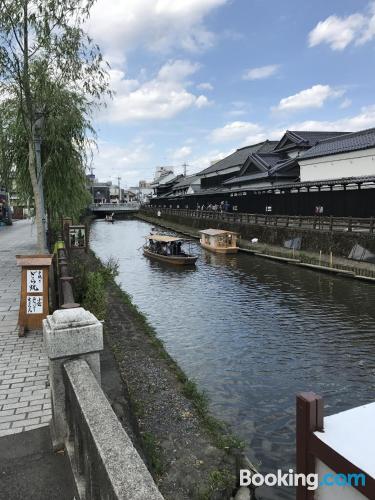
[16,254,53,337]
[329,216,333,232]
[296,392,324,500]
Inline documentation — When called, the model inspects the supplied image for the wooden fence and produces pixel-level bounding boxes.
[143,207,375,234]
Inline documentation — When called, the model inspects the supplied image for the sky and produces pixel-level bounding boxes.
[87,0,375,186]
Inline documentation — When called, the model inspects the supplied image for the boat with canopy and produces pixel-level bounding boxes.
[143,234,198,265]
[199,228,239,254]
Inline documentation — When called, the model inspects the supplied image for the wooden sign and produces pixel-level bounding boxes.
[16,255,53,337]
[68,225,87,250]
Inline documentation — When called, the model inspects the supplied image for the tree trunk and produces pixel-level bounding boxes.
[28,138,47,251]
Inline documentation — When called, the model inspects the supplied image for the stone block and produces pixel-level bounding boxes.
[43,307,103,359]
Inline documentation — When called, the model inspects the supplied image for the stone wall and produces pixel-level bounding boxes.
[140,210,375,258]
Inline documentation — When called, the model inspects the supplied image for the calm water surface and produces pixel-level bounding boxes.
[91,219,375,499]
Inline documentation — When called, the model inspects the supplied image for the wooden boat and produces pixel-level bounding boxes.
[199,228,239,254]
[143,234,198,265]
[105,213,114,223]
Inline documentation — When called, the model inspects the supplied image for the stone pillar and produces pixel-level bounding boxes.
[43,307,103,450]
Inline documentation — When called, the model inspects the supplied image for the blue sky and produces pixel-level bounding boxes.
[87,0,375,186]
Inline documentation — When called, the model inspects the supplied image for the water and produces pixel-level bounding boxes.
[90,219,375,498]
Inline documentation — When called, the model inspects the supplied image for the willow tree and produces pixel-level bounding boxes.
[0,0,110,250]
[0,100,15,192]
[4,68,95,232]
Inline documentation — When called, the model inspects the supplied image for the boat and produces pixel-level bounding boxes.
[199,228,239,254]
[143,234,198,265]
[105,213,114,223]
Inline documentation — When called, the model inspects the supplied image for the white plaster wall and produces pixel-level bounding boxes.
[315,461,366,500]
[300,148,375,182]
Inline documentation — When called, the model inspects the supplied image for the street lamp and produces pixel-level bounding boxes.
[34,108,47,250]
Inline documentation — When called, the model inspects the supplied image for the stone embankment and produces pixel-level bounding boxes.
[137,210,375,282]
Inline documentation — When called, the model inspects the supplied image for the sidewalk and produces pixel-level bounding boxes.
[0,220,51,436]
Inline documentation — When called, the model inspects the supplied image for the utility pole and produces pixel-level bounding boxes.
[182,163,189,177]
[117,176,121,203]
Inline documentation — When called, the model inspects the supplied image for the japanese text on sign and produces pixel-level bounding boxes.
[26,295,43,314]
[27,269,43,292]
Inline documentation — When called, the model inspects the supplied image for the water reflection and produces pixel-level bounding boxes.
[91,219,375,499]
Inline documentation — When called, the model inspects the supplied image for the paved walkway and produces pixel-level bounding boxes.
[0,220,51,436]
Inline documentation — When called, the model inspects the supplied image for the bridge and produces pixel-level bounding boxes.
[89,202,140,216]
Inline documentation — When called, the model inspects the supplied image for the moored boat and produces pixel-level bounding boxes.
[199,228,239,254]
[143,234,198,265]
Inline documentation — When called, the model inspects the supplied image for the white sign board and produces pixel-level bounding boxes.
[26,269,43,293]
[26,295,43,314]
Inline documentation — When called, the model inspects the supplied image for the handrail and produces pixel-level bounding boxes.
[142,207,375,234]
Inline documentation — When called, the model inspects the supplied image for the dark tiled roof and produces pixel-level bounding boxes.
[257,140,278,153]
[172,174,201,189]
[199,140,275,175]
[300,128,375,160]
[274,130,351,151]
[224,172,270,185]
[255,152,288,168]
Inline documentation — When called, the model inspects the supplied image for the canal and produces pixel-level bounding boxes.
[90,219,375,499]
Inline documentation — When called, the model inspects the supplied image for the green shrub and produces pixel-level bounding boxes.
[82,271,106,320]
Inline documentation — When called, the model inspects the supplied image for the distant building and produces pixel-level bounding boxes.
[154,167,174,181]
[169,174,201,197]
[129,186,153,203]
[139,180,151,188]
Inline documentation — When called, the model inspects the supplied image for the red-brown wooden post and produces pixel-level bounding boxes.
[296,392,324,500]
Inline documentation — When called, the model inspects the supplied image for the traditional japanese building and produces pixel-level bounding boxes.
[199,140,277,190]
[150,128,375,217]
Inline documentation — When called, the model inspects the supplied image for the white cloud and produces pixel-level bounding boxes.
[274,84,344,112]
[196,82,214,91]
[87,0,228,63]
[100,60,210,123]
[210,121,264,144]
[285,105,375,132]
[308,2,375,51]
[171,146,192,161]
[188,149,234,173]
[92,140,154,185]
[243,64,280,80]
[340,98,352,109]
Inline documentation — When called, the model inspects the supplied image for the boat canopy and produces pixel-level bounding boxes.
[199,229,238,236]
[147,234,188,243]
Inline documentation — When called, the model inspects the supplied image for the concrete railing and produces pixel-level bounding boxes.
[43,307,163,500]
